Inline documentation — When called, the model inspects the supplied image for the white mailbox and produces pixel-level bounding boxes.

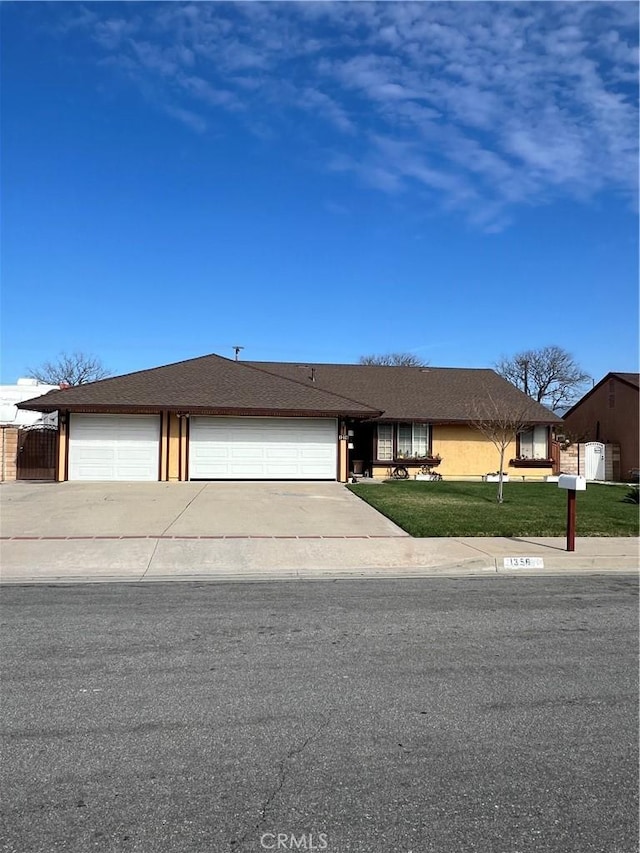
[557,474,586,491]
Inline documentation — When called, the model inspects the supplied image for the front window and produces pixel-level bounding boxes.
[519,426,548,459]
[397,423,428,458]
[377,424,393,460]
[377,423,430,460]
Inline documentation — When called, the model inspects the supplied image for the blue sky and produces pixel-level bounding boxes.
[2,1,638,385]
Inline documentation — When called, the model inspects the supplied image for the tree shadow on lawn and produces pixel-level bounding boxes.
[388,482,571,502]
[401,483,512,505]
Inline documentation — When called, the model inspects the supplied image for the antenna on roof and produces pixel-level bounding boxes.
[232,346,244,361]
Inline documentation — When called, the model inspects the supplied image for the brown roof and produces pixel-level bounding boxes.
[19,352,561,423]
[248,361,561,423]
[18,353,381,418]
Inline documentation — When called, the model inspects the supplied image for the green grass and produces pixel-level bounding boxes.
[348,481,640,538]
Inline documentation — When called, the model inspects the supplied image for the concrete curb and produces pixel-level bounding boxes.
[1,559,636,585]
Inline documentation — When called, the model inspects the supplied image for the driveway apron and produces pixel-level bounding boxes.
[0,481,406,538]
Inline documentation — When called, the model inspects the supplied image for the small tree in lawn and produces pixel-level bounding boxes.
[470,393,539,504]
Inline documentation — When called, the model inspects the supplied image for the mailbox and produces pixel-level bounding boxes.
[558,474,586,491]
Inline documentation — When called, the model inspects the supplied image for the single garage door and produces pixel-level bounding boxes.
[68,415,160,481]
[189,417,337,480]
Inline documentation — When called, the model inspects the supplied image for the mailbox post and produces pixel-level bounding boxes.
[557,474,587,551]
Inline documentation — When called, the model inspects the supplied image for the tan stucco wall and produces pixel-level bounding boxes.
[158,413,187,481]
[57,418,68,481]
[338,422,348,483]
[166,413,179,481]
[1,426,19,481]
[433,425,515,476]
[372,424,554,480]
[158,413,168,481]
[563,378,639,477]
[161,413,189,481]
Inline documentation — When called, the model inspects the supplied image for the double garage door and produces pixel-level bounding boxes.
[68,415,337,481]
[189,417,337,480]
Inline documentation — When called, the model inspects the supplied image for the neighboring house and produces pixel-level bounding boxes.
[0,378,59,427]
[18,353,561,483]
[563,372,639,479]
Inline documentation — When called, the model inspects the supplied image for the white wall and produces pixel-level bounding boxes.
[0,378,59,427]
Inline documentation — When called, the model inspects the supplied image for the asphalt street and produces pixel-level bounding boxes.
[1,575,638,853]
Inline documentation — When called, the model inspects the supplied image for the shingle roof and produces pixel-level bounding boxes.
[18,353,381,417]
[247,362,561,423]
[18,353,561,423]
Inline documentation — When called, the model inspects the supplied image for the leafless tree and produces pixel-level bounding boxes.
[359,352,428,367]
[27,351,111,386]
[494,345,590,412]
[469,392,541,503]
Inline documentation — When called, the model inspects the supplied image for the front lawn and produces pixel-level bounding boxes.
[348,481,640,538]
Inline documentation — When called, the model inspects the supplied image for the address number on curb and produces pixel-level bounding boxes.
[503,557,545,569]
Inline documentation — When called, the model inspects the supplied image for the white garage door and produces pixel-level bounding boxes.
[69,415,160,481]
[189,417,337,480]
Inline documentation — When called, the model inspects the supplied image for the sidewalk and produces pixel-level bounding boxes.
[1,534,637,584]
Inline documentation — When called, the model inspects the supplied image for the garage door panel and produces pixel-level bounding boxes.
[301,446,333,458]
[69,415,160,481]
[75,447,113,461]
[117,447,156,461]
[75,465,116,479]
[192,447,228,459]
[233,446,266,459]
[265,447,290,459]
[190,417,337,480]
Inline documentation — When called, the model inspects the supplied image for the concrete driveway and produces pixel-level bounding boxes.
[0,481,406,538]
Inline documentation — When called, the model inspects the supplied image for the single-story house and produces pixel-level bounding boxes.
[563,372,639,479]
[18,353,561,483]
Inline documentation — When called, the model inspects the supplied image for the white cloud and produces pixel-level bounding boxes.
[51,1,639,230]
[163,104,207,134]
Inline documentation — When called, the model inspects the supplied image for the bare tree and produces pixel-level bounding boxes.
[469,392,541,503]
[494,345,590,412]
[359,352,428,367]
[27,351,111,386]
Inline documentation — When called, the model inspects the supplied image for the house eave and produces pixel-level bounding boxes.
[16,402,381,419]
[366,415,562,425]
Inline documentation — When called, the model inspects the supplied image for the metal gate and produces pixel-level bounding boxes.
[584,441,606,481]
[16,427,57,480]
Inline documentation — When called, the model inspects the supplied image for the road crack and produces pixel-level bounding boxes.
[230,712,332,850]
